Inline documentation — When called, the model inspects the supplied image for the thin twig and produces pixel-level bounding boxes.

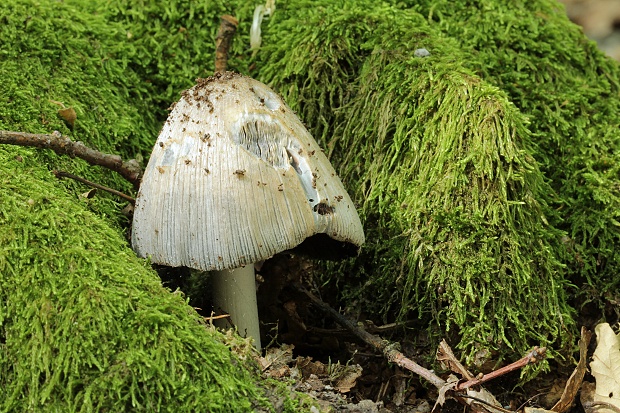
[437,340,508,413]
[215,15,239,73]
[307,320,417,338]
[54,171,136,204]
[292,282,446,389]
[0,130,142,189]
[456,346,547,390]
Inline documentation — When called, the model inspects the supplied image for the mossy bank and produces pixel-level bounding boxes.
[0,1,302,411]
[1,3,619,410]
[251,0,618,369]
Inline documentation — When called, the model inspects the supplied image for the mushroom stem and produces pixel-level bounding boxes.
[211,265,261,350]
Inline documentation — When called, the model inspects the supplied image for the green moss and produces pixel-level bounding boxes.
[252,0,579,368]
[3,0,619,392]
[90,0,262,124]
[409,0,620,299]
[0,0,160,225]
[346,55,573,355]
[0,1,278,410]
[90,0,224,120]
[0,147,268,411]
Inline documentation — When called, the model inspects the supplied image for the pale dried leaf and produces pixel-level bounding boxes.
[258,343,294,372]
[591,323,620,413]
[80,188,97,199]
[525,408,555,413]
[437,339,475,379]
[435,374,458,406]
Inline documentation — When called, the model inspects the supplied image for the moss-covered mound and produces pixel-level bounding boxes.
[0,149,266,411]
[0,1,274,411]
[410,0,620,292]
[0,0,161,224]
[251,0,581,366]
[3,0,619,397]
[93,0,259,123]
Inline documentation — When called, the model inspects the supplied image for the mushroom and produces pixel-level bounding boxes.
[132,72,364,350]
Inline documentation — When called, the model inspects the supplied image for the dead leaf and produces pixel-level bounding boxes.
[581,381,596,412]
[525,408,555,413]
[590,323,620,413]
[466,386,504,413]
[297,356,327,378]
[437,339,475,380]
[267,365,290,379]
[436,341,502,413]
[544,379,568,407]
[412,400,431,413]
[551,327,591,412]
[258,343,294,374]
[49,100,77,129]
[334,364,362,393]
[304,374,325,392]
[435,374,458,407]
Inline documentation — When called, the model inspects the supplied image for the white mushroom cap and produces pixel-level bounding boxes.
[132,72,364,271]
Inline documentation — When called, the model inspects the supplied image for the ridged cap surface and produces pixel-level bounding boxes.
[132,72,364,270]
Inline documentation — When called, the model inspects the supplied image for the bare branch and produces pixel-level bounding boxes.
[0,130,142,189]
[456,346,547,391]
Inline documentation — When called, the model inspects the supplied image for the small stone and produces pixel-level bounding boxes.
[414,48,430,57]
